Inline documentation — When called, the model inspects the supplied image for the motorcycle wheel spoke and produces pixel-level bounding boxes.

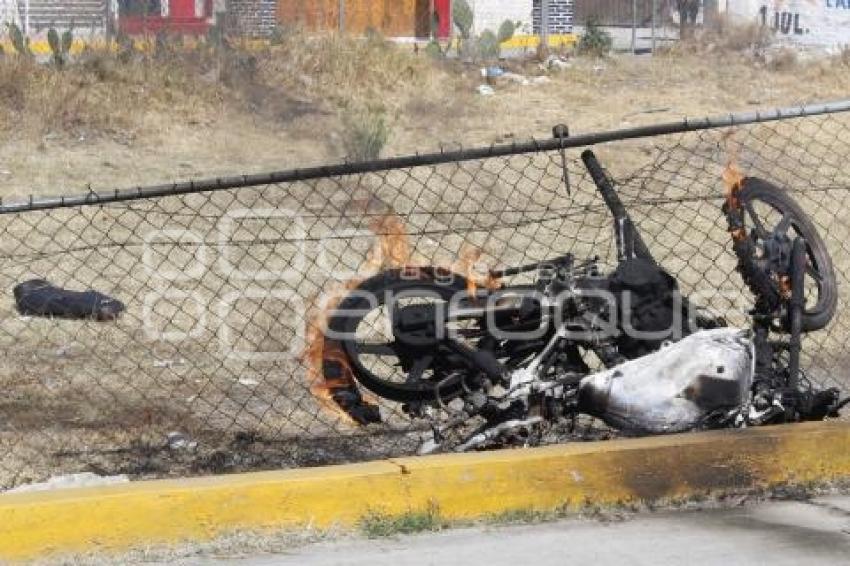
[406,355,433,383]
[775,213,793,235]
[744,201,769,238]
[356,342,396,356]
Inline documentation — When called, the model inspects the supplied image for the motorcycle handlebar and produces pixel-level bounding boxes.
[581,149,655,264]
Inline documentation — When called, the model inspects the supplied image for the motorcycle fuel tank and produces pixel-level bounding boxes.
[578,328,754,433]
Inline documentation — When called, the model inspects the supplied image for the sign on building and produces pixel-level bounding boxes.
[728,1,850,47]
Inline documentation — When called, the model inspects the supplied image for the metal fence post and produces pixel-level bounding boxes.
[651,0,657,53]
[631,0,638,54]
[339,0,346,34]
[105,0,112,45]
[540,0,550,54]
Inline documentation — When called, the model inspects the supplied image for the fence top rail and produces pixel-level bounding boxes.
[2,99,850,215]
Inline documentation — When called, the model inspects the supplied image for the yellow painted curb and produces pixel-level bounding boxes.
[429,33,578,51]
[502,33,578,49]
[0,38,95,56]
[0,422,848,560]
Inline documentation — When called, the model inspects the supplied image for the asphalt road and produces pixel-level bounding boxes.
[190,496,850,566]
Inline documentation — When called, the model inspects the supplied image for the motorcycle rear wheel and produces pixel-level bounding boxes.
[326,268,489,403]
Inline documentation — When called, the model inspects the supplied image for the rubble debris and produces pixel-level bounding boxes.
[481,66,505,83]
[541,55,572,72]
[8,472,129,493]
[166,431,198,451]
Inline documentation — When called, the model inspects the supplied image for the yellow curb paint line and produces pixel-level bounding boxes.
[0,422,848,560]
[0,38,107,56]
[429,34,578,51]
[0,33,577,58]
[502,33,578,49]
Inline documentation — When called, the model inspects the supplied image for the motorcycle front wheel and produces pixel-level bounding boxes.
[737,178,837,332]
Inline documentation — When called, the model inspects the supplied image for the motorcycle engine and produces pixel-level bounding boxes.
[578,328,754,433]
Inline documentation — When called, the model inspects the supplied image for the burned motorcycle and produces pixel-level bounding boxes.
[323,143,846,453]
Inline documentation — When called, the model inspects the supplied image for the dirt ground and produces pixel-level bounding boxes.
[1,36,850,488]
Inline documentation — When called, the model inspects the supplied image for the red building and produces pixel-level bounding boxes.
[118,0,215,35]
[434,0,451,38]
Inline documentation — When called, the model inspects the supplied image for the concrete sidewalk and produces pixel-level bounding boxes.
[192,496,850,566]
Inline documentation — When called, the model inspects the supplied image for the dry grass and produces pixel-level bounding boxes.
[766,47,799,71]
[664,17,774,57]
[258,32,450,108]
[0,31,455,143]
[832,45,850,68]
[0,50,223,137]
[0,33,468,198]
[4,32,850,197]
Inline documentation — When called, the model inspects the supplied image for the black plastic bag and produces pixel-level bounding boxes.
[13,279,125,321]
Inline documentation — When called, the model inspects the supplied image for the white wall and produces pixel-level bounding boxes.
[0,0,21,29]
[725,0,850,47]
[471,0,534,36]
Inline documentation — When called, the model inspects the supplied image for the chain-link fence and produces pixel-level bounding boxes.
[1,101,849,489]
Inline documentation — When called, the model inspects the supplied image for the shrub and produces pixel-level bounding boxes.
[341,105,391,162]
[477,30,500,60]
[577,20,613,57]
[424,39,446,59]
[767,47,798,71]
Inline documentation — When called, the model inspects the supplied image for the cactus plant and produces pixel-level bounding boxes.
[452,0,474,39]
[61,28,73,53]
[6,23,33,58]
[453,0,474,58]
[479,20,519,59]
[452,3,519,61]
[47,25,74,66]
[47,28,60,60]
[497,20,518,44]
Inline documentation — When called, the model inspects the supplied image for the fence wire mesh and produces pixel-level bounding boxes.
[1,103,850,488]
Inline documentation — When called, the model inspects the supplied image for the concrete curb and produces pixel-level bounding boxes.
[0,422,848,560]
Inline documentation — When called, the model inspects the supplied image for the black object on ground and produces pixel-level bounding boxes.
[13,279,125,321]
